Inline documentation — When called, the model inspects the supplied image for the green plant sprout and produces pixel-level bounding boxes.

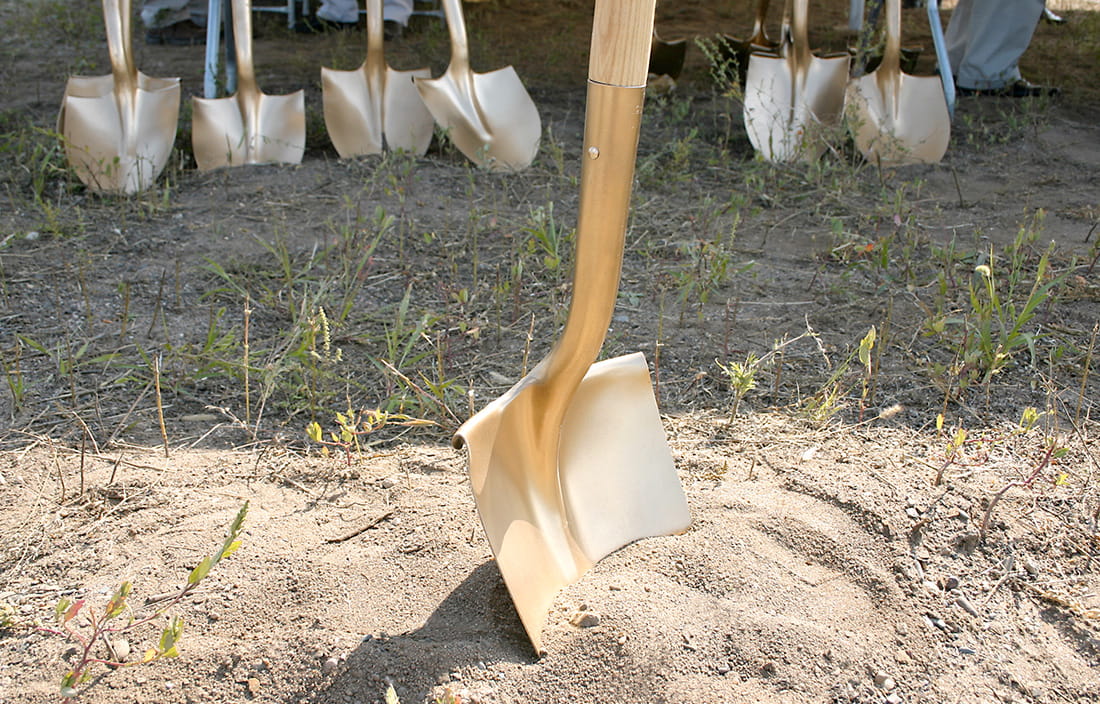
[716,353,758,424]
[307,409,437,464]
[34,503,248,699]
[923,239,1066,396]
[521,202,574,276]
[857,326,876,423]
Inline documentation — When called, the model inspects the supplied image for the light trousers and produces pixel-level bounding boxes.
[945,0,1044,90]
[318,0,414,25]
[141,0,207,28]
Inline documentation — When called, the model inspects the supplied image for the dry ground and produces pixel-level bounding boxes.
[1,1,1100,703]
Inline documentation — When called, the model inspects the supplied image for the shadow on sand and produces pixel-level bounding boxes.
[311,560,536,703]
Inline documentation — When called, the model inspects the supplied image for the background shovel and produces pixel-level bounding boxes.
[415,0,540,171]
[191,0,305,170]
[649,29,687,80]
[452,0,691,653]
[846,0,949,165]
[321,0,434,157]
[59,0,179,195]
[742,0,850,162]
[717,0,781,87]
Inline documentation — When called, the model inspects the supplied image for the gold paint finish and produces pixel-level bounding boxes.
[191,0,305,170]
[414,0,540,171]
[452,0,690,654]
[59,0,180,194]
[846,0,950,165]
[321,0,433,158]
[743,0,850,162]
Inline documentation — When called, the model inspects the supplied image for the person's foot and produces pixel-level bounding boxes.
[383,19,404,40]
[957,79,1059,98]
[1042,8,1066,24]
[145,20,207,46]
[294,15,357,33]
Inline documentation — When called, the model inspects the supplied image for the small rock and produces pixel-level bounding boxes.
[955,594,979,617]
[874,672,896,691]
[322,657,339,674]
[112,638,130,661]
[1022,558,1039,578]
[378,476,399,489]
[894,649,911,665]
[246,677,261,695]
[939,576,960,591]
[905,507,921,520]
[886,694,902,704]
[716,663,730,675]
[760,660,777,676]
[922,580,940,594]
[569,610,601,628]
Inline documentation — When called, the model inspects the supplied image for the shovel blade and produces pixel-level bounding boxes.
[322,65,434,158]
[383,69,435,154]
[191,91,305,171]
[416,66,541,172]
[455,353,689,651]
[322,67,385,158]
[744,53,849,162]
[559,353,691,562]
[61,75,180,194]
[847,72,950,165]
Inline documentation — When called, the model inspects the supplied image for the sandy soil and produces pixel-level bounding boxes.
[1,1,1099,703]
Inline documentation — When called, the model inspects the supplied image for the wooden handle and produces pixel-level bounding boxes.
[589,0,656,86]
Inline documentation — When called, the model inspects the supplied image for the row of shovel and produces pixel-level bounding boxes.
[736,0,951,166]
[59,0,541,195]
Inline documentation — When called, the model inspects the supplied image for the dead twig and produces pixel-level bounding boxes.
[324,509,395,543]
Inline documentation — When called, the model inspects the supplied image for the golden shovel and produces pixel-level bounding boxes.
[321,0,434,157]
[59,0,180,195]
[452,0,691,653]
[717,0,781,87]
[191,0,305,170]
[742,0,850,163]
[414,0,540,171]
[846,0,949,165]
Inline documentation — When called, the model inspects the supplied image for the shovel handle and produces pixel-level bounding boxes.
[365,0,384,65]
[790,0,809,65]
[230,0,258,94]
[440,0,472,73]
[750,0,771,45]
[589,0,656,86]
[881,0,901,79]
[540,0,654,385]
[102,0,136,93]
